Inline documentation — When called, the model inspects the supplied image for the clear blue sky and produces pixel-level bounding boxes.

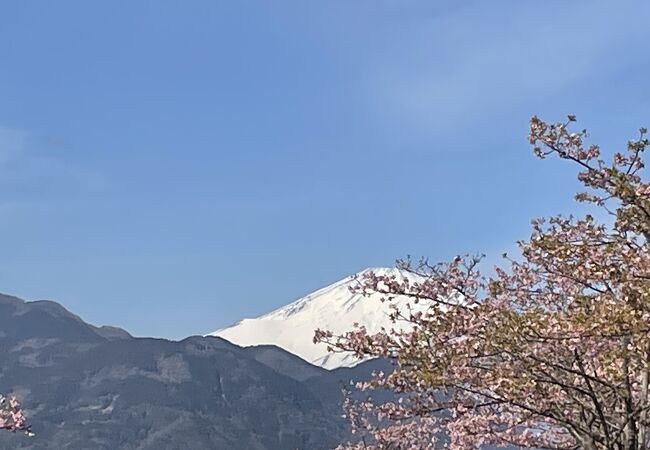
[0,1,648,339]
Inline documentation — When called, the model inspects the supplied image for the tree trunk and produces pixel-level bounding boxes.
[637,343,650,448]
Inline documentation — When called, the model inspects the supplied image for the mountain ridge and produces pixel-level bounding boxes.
[0,291,384,449]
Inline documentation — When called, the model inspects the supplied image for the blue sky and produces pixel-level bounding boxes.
[0,1,649,339]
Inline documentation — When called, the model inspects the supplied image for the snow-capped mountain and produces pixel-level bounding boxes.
[211,267,426,370]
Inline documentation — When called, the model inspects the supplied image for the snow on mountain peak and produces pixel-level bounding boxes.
[210,267,426,369]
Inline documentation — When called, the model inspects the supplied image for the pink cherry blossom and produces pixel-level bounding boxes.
[0,394,31,435]
[316,116,650,449]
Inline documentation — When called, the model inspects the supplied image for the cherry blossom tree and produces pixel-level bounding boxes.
[316,116,650,450]
[0,394,29,434]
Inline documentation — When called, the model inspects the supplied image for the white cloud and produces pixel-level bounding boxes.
[359,1,650,134]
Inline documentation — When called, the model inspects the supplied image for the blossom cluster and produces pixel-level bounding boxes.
[0,395,30,434]
[316,116,650,449]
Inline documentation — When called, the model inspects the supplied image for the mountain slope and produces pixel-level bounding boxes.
[0,294,119,343]
[0,292,387,450]
[0,293,513,450]
[212,268,426,369]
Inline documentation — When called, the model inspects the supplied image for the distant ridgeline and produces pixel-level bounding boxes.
[0,293,389,450]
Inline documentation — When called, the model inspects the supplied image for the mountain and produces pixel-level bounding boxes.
[0,292,516,450]
[0,292,382,450]
[212,267,425,369]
